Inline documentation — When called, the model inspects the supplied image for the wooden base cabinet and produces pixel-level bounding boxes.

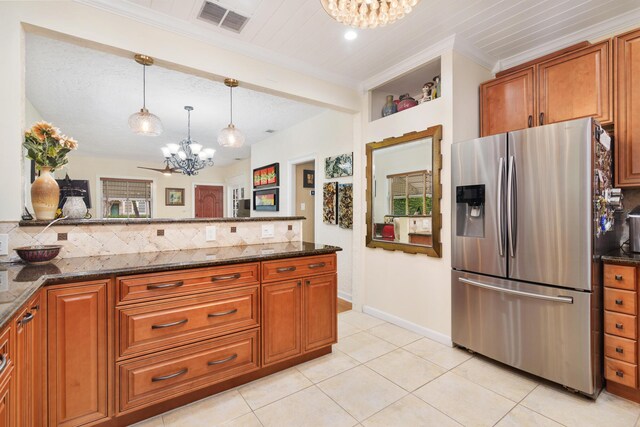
[262,280,303,366]
[47,280,111,427]
[0,322,14,427]
[304,275,337,352]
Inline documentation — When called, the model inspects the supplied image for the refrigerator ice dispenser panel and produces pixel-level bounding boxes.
[456,184,485,238]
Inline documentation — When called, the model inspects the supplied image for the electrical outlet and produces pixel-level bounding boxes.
[0,234,8,256]
[0,271,7,291]
[261,224,275,238]
[205,226,217,242]
[422,219,430,228]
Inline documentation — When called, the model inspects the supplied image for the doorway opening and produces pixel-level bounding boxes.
[294,160,316,243]
[194,185,224,218]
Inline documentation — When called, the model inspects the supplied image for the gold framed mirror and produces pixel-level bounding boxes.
[366,125,442,257]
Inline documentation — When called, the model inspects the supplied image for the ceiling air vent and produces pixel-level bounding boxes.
[199,1,250,33]
[265,129,276,134]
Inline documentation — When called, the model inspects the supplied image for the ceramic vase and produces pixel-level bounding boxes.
[31,167,60,220]
[62,196,87,219]
[397,93,418,111]
[381,95,397,117]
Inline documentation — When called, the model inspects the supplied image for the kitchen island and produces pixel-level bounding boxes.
[0,241,341,426]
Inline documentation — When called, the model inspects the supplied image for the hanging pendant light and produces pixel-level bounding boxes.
[218,78,245,148]
[129,54,163,136]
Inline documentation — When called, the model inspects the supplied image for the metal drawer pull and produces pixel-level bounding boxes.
[212,273,241,282]
[277,266,296,273]
[0,354,7,375]
[207,353,238,366]
[615,299,624,305]
[208,309,238,318]
[151,368,188,382]
[151,318,188,329]
[19,312,35,326]
[308,262,326,269]
[616,370,624,378]
[615,323,624,329]
[615,275,624,281]
[147,281,184,290]
[616,347,624,354]
[459,278,573,304]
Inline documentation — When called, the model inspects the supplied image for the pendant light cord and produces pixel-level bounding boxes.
[142,64,147,110]
[230,85,233,125]
[187,108,191,140]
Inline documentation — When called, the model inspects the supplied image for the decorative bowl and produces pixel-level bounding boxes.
[14,245,62,264]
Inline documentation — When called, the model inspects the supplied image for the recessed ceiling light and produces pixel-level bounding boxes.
[344,30,358,41]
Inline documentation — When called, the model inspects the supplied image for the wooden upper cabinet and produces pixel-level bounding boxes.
[537,41,612,126]
[262,280,302,366]
[47,280,111,427]
[303,274,337,352]
[480,68,535,137]
[615,28,640,187]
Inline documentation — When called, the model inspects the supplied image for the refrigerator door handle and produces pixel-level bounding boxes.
[497,157,506,257]
[507,156,517,257]
[459,278,574,304]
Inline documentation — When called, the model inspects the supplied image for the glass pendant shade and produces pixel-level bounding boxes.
[128,108,163,136]
[218,124,245,148]
[320,0,419,28]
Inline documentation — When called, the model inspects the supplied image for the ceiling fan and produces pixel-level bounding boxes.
[137,164,179,176]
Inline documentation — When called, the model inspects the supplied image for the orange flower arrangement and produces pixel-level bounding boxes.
[23,121,78,171]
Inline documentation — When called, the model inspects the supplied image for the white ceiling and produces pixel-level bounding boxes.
[25,33,325,166]
[77,0,640,86]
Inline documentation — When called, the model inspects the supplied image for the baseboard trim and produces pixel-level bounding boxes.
[338,291,352,302]
[362,305,453,347]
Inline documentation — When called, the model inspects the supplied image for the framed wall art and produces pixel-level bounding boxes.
[165,188,185,206]
[338,183,353,229]
[323,182,338,224]
[325,152,353,178]
[303,169,315,188]
[253,163,279,188]
[253,188,279,211]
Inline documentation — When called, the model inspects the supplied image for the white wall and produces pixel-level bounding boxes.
[0,1,359,221]
[355,50,492,343]
[251,110,355,300]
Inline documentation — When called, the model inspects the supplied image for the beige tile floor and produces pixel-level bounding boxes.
[134,310,640,427]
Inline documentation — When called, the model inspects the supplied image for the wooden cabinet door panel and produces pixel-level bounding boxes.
[480,68,535,136]
[16,292,43,427]
[537,41,611,125]
[262,280,302,366]
[304,274,337,352]
[48,281,110,427]
[615,29,640,186]
[0,374,14,427]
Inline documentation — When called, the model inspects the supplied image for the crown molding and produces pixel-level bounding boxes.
[452,34,497,71]
[73,0,361,90]
[495,6,640,72]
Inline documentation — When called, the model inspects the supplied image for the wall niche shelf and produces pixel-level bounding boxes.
[369,57,442,122]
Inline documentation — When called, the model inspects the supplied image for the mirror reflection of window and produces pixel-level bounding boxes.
[101,178,152,219]
[388,171,432,216]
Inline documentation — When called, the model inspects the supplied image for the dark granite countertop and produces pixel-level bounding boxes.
[19,216,306,227]
[602,247,640,266]
[0,241,341,329]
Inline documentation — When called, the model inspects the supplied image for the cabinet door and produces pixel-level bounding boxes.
[16,292,43,427]
[480,68,535,137]
[48,281,111,427]
[262,280,302,366]
[0,374,14,427]
[615,29,640,187]
[303,274,337,352]
[537,41,611,126]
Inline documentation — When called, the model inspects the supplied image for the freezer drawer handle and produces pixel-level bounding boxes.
[615,275,624,281]
[616,347,624,354]
[459,278,574,304]
[615,299,624,305]
[616,323,624,330]
[616,370,624,378]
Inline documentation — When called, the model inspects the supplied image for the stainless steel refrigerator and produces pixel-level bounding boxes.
[451,117,618,397]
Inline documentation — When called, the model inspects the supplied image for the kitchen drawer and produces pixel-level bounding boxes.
[604,264,636,291]
[605,311,637,340]
[605,334,637,364]
[262,254,336,283]
[117,262,260,304]
[118,329,259,413]
[605,288,637,315]
[117,286,259,359]
[605,357,637,388]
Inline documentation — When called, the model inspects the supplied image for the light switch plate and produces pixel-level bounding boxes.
[205,226,217,241]
[0,234,8,256]
[262,224,275,238]
[300,202,306,211]
[0,271,8,292]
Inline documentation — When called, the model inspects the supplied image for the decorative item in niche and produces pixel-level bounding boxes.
[433,75,441,99]
[254,188,279,211]
[165,188,185,206]
[325,153,353,178]
[382,95,397,117]
[24,121,78,220]
[323,182,338,224]
[397,93,418,112]
[303,170,315,188]
[419,82,434,104]
[253,163,279,188]
[338,183,353,229]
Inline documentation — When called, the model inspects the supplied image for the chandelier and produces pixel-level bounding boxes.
[218,78,245,148]
[320,0,420,28]
[161,106,216,176]
[129,54,163,136]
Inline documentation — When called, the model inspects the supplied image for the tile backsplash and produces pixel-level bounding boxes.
[0,220,302,263]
